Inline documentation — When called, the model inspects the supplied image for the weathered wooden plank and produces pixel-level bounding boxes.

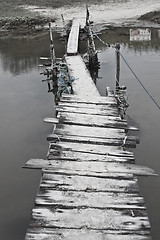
[49,142,134,157]
[24,159,156,176]
[57,112,127,129]
[25,228,152,240]
[40,172,139,193]
[58,101,117,110]
[36,189,145,209]
[61,93,116,104]
[67,18,80,55]
[55,124,125,138]
[31,207,150,231]
[47,134,137,148]
[58,111,125,122]
[56,105,119,116]
[47,149,134,163]
[66,56,100,97]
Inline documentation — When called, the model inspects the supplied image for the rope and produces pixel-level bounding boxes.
[91,29,112,48]
[91,28,160,111]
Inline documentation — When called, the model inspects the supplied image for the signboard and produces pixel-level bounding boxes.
[130,29,151,41]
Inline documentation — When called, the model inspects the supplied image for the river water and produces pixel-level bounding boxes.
[0,1,160,240]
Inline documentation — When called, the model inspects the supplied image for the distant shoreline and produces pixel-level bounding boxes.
[0,10,159,38]
[138,10,160,24]
[0,16,56,38]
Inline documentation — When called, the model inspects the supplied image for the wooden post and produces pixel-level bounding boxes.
[115,43,120,89]
[86,5,90,27]
[49,23,56,68]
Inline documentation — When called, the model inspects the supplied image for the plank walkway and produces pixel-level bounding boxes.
[67,18,80,55]
[24,18,155,240]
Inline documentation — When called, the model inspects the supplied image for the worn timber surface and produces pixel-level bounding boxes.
[25,18,154,240]
[25,94,155,240]
[67,18,80,55]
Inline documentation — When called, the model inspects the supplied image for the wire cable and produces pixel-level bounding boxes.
[119,52,160,110]
[91,29,160,111]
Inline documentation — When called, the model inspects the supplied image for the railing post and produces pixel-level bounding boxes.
[115,43,120,89]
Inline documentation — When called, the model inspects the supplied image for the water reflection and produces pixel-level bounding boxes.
[93,28,160,53]
[97,28,160,240]
[0,27,160,240]
[0,32,65,76]
[0,28,159,77]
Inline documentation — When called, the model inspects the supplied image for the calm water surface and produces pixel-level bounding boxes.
[0,28,159,239]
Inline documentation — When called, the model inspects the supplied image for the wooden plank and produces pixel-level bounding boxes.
[56,105,119,116]
[67,18,80,55]
[39,172,139,192]
[65,55,100,97]
[49,141,134,157]
[47,134,137,148]
[58,101,117,109]
[25,228,152,240]
[61,94,116,104]
[40,172,139,193]
[57,112,127,129]
[24,159,156,176]
[55,124,125,138]
[31,207,150,231]
[60,96,116,105]
[36,189,145,209]
[47,149,134,163]
[49,124,139,146]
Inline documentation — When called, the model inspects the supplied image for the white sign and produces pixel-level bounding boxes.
[130,29,151,41]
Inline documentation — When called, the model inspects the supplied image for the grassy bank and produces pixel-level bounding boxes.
[139,11,160,24]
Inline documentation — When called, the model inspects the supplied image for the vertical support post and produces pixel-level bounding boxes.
[115,43,120,89]
[49,22,56,68]
[49,22,57,80]
[86,5,90,27]
[61,14,67,55]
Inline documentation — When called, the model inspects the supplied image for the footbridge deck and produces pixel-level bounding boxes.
[24,18,155,240]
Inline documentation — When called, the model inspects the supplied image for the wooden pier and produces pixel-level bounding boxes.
[24,18,155,240]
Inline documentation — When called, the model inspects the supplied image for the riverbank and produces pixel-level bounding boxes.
[0,16,56,38]
[0,6,160,38]
[139,11,160,24]
[138,11,160,24]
